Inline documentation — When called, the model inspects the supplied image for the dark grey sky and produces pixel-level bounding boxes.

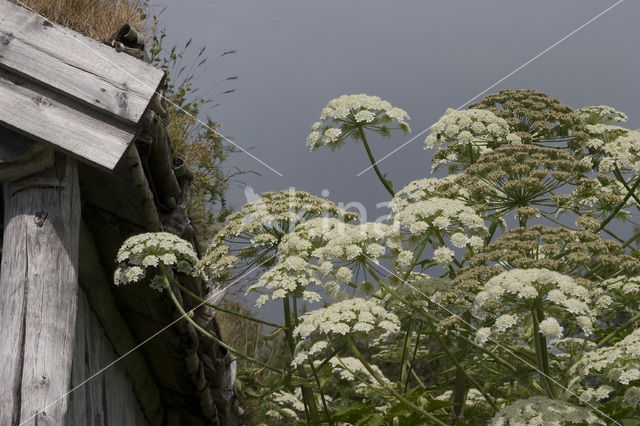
[158,0,638,216]
[155,0,639,319]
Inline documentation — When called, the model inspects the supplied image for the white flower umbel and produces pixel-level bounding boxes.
[490,397,604,425]
[328,356,393,396]
[577,105,628,125]
[249,217,393,305]
[571,328,640,386]
[199,189,357,283]
[307,94,410,151]
[390,196,487,267]
[424,108,514,170]
[291,298,400,366]
[389,175,469,213]
[114,232,199,291]
[264,390,306,421]
[598,129,640,175]
[592,275,640,316]
[425,108,511,150]
[474,268,595,342]
[248,255,321,307]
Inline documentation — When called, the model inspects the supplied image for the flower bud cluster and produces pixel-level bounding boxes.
[114,232,199,291]
[307,94,410,151]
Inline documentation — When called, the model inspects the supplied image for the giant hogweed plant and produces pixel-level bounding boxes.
[115,90,640,425]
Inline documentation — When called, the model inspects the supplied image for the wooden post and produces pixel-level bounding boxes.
[0,149,80,425]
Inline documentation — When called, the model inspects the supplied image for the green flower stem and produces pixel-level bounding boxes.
[597,170,640,232]
[399,318,415,393]
[613,165,640,206]
[283,296,320,424]
[362,262,498,411]
[531,308,555,398]
[597,311,640,348]
[307,356,334,426]
[421,315,498,413]
[165,276,284,329]
[450,331,518,374]
[411,369,426,389]
[159,267,283,374]
[362,261,516,373]
[622,227,640,248]
[358,127,395,197]
[452,311,473,421]
[402,236,430,282]
[484,219,500,246]
[344,336,448,426]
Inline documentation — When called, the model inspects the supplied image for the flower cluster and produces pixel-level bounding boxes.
[114,232,199,291]
[554,175,629,220]
[570,120,629,163]
[390,197,486,266]
[469,89,580,143]
[598,129,640,175]
[327,356,393,396]
[460,225,640,285]
[307,94,410,151]
[424,108,515,170]
[571,328,640,391]
[264,390,306,421]
[576,105,628,125]
[474,268,595,343]
[249,217,392,305]
[592,275,640,316]
[292,298,400,366]
[200,189,357,282]
[462,144,590,221]
[489,397,604,425]
[389,176,468,211]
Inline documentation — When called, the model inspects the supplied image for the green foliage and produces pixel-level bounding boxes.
[148,12,245,245]
[116,89,640,425]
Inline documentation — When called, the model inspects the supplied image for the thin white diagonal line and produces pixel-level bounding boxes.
[19,254,277,426]
[13,0,284,177]
[361,253,620,425]
[357,0,625,177]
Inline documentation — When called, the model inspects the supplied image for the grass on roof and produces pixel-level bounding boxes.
[9,0,146,40]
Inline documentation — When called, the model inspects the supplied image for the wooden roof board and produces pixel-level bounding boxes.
[0,67,136,170]
[0,0,164,126]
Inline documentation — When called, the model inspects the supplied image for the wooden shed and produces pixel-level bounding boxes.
[0,1,238,425]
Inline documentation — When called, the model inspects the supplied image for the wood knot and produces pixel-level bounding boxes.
[34,212,48,227]
[31,96,52,107]
[0,31,13,46]
[42,20,53,28]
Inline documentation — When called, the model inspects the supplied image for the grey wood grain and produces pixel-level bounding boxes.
[0,68,136,170]
[0,0,164,125]
[0,156,80,425]
[76,221,163,425]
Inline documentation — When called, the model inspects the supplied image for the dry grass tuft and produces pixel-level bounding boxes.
[8,0,147,40]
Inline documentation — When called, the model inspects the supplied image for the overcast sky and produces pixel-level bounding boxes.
[155,0,639,315]
[157,0,638,215]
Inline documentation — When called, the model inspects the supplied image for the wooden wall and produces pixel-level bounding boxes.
[68,287,149,426]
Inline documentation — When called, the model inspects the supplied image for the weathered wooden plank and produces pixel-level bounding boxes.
[77,221,163,425]
[103,335,150,426]
[0,68,137,170]
[77,297,108,426]
[68,287,89,426]
[0,155,80,425]
[0,0,164,125]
